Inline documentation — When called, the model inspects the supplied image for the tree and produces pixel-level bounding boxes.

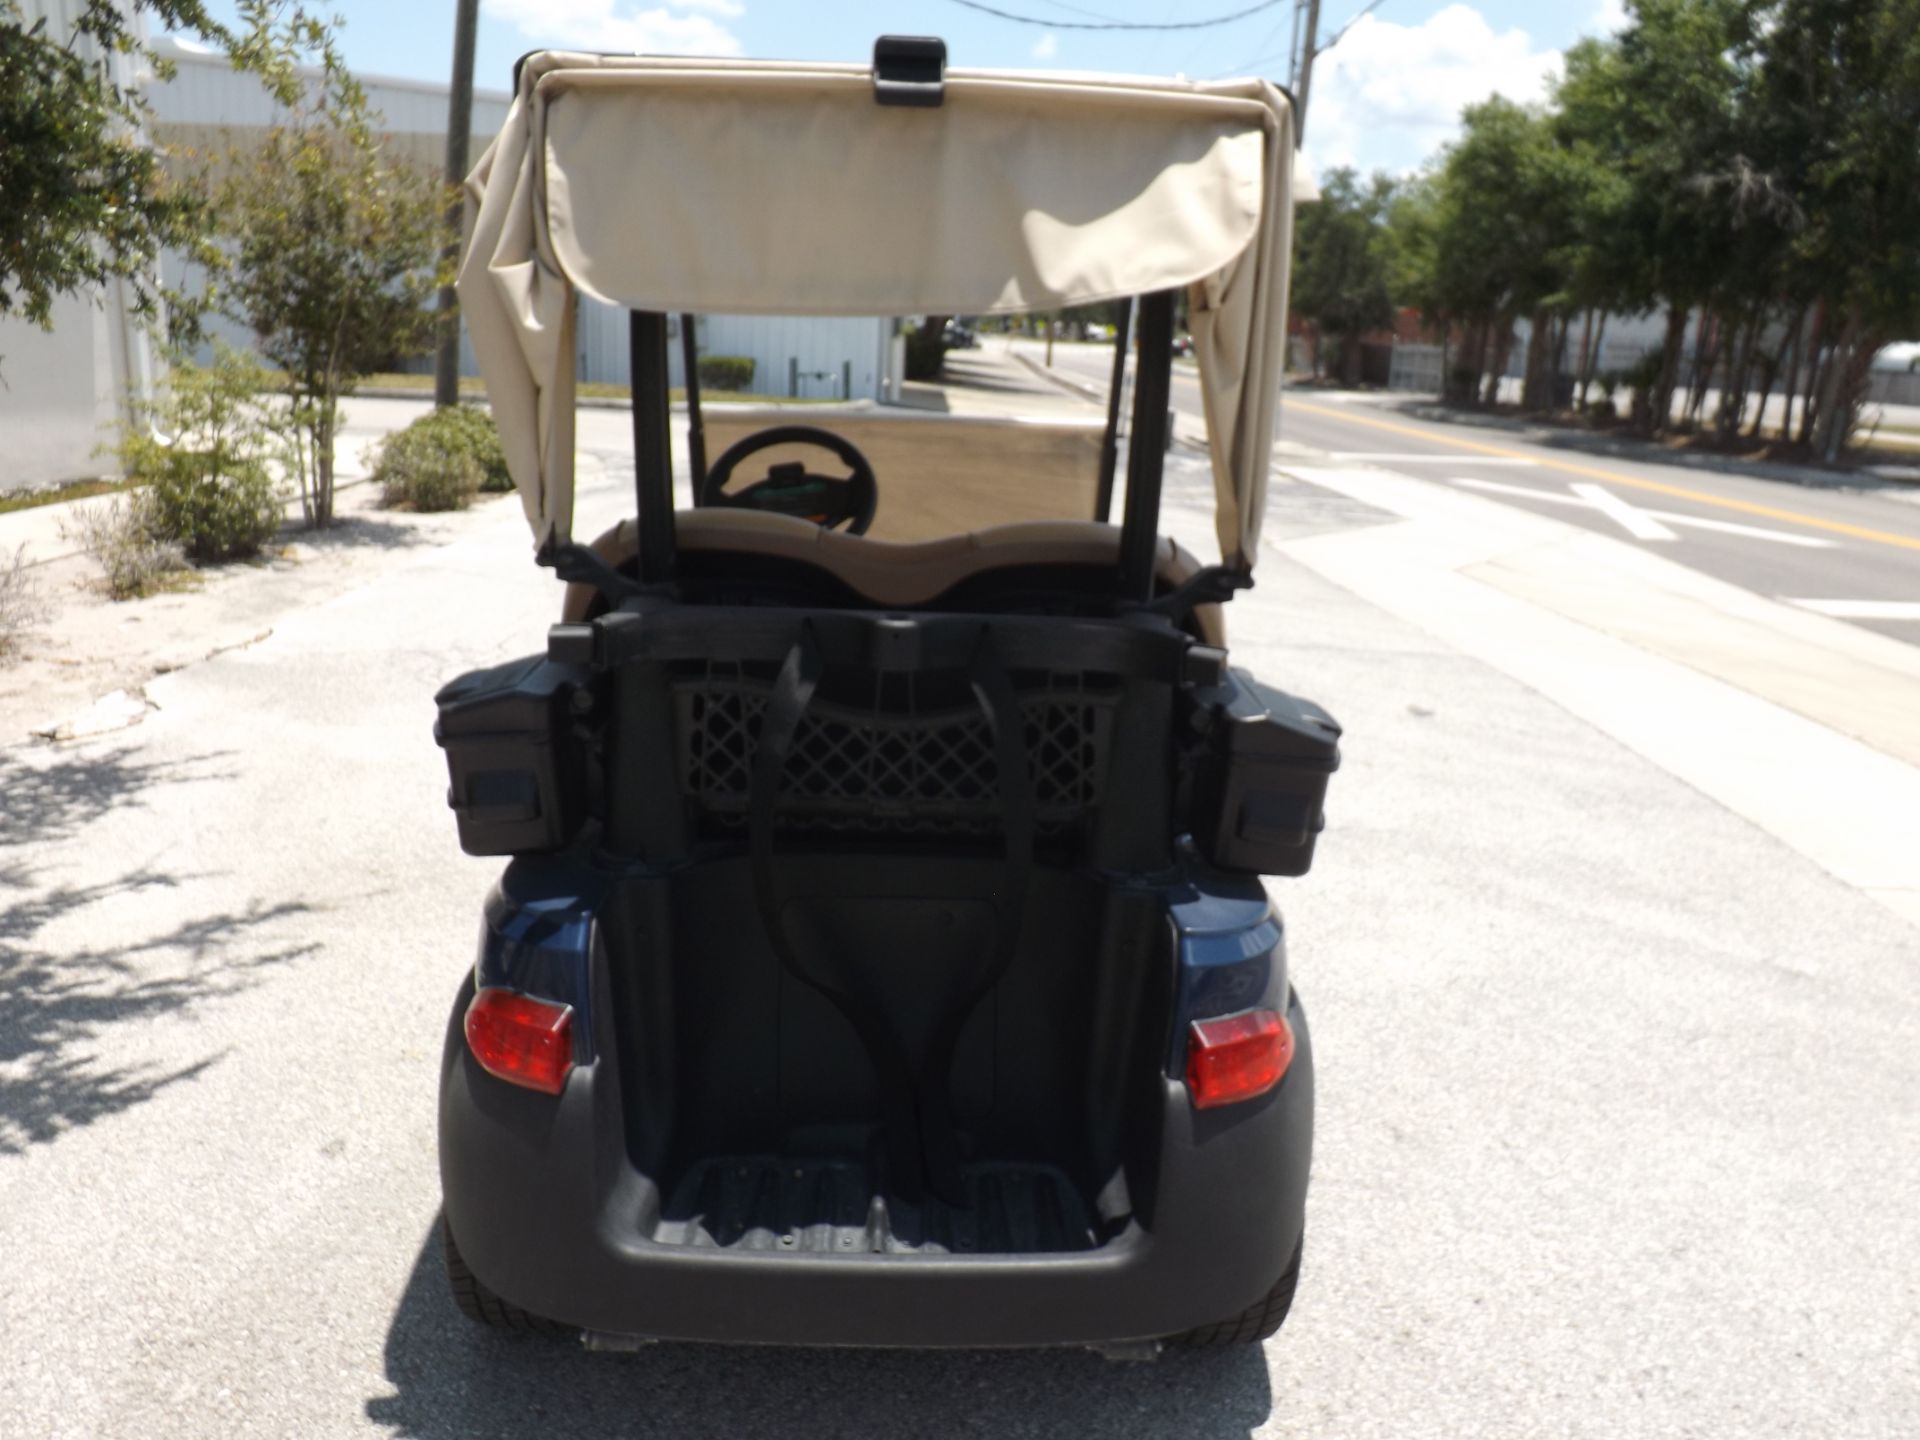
[1553,2,1759,432]
[1414,99,1584,407]
[0,1,229,353]
[215,4,448,526]
[1290,167,1398,384]
[1756,0,1920,457]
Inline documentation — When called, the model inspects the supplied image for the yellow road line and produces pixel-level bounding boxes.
[1285,399,1920,554]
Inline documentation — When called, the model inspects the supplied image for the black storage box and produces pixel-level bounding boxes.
[1189,669,1341,878]
[434,655,592,857]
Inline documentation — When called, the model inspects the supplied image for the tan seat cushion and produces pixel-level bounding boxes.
[562,510,1227,646]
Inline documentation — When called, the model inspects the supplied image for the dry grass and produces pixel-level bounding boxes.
[0,545,44,659]
[58,498,195,601]
[0,478,132,518]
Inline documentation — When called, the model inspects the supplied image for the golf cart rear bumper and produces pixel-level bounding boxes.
[439,984,1313,1350]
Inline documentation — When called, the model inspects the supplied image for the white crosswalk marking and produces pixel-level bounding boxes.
[1569,482,1679,541]
[1450,477,1839,549]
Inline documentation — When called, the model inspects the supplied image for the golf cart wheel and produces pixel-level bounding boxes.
[1166,1236,1303,1348]
[443,1218,574,1337]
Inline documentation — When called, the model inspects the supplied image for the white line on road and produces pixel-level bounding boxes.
[1570,482,1679,541]
[1332,453,1539,465]
[1784,599,1920,620]
[1451,477,1839,548]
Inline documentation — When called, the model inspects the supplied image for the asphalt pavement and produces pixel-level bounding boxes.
[3,392,1918,1438]
[1014,338,1920,644]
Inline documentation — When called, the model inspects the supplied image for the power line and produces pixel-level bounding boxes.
[1207,0,1388,80]
[1316,0,1385,54]
[1022,0,1129,19]
[943,0,1286,32]
[1223,7,1293,76]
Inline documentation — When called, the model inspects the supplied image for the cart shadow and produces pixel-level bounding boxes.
[366,1221,1277,1439]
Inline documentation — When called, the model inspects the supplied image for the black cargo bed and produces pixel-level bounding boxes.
[651,1156,1099,1255]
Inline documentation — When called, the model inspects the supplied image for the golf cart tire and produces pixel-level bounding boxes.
[1165,1235,1302,1348]
[444,1218,575,1338]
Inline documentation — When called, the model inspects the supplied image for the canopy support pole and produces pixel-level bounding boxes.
[680,313,707,503]
[629,310,676,583]
[1118,291,1173,601]
[1094,298,1133,523]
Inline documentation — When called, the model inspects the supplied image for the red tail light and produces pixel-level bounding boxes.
[1186,1008,1292,1110]
[464,988,575,1095]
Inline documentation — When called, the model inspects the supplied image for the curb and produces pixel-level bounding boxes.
[354,387,633,410]
[5,471,384,572]
[1010,348,1216,454]
[1010,351,1105,405]
[1337,392,1920,492]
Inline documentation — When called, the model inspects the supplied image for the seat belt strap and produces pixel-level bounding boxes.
[915,627,1036,1205]
[749,628,928,1200]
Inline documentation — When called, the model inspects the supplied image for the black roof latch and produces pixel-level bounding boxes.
[873,35,945,107]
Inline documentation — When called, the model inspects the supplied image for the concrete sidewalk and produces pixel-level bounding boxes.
[1270,461,1920,927]
[0,395,424,570]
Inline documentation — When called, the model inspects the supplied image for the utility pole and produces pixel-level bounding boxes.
[434,0,481,409]
[1292,0,1322,147]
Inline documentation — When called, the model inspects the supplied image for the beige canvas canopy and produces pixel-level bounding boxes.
[458,51,1297,569]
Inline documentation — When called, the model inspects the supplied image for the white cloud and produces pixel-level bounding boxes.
[1588,0,1630,35]
[1303,4,1562,176]
[1031,32,1058,61]
[484,0,743,57]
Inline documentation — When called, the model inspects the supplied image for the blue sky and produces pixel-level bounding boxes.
[175,0,1627,176]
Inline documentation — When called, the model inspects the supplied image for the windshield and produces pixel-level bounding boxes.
[663,312,1135,543]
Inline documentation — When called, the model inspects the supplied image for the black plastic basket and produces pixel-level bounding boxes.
[673,662,1116,836]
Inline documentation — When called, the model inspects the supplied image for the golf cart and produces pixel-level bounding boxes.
[433,39,1338,1356]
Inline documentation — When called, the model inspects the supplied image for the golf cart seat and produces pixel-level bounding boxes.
[561,511,1229,645]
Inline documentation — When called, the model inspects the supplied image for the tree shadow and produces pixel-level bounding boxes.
[943,351,1071,398]
[365,1220,1276,1440]
[277,512,434,556]
[0,745,232,852]
[0,743,314,1151]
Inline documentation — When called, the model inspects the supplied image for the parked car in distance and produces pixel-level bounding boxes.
[943,319,979,349]
[1172,333,1195,358]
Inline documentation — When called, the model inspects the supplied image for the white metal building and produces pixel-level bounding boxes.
[0,19,900,494]
[147,36,900,400]
[0,0,160,493]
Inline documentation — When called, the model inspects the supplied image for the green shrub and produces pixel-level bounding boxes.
[372,415,482,512]
[114,347,288,563]
[370,406,508,509]
[137,447,281,562]
[413,404,512,492]
[697,355,755,392]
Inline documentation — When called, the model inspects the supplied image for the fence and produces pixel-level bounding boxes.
[1388,343,1443,393]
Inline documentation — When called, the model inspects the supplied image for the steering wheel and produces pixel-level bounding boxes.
[699,425,879,535]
